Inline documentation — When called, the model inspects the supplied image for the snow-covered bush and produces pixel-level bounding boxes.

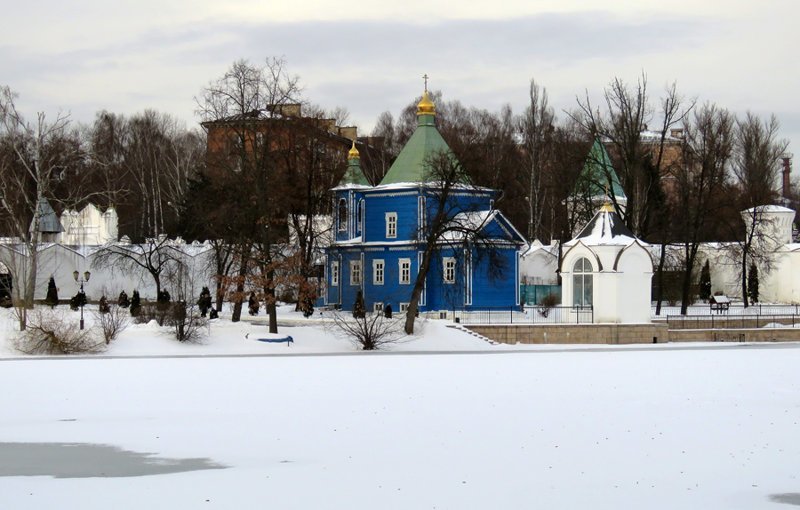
[14,309,103,354]
[170,300,208,343]
[330,310,402,350]
[94,305,129,344]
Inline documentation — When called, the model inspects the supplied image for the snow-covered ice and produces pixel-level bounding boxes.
[0,305,798,509]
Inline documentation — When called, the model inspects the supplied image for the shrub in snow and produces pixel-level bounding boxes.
[331,310,402,350]
[45,276,59,308]
[117,290,130,308]
[94,305,129,344]
[300,294,314,318]
[14,309,103,355]
[248,292,260,316]
[134,303,172,326]
[537,293,558,317]
[197,287,212,317]
[157,290,171,311]
[130,290,141,316]
[748,263,759,304]
[98,295,110,314]
[69,291,87,311]
[170,300,209,343]
[352,290,366,319]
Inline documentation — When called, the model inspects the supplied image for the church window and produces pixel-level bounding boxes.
[338,199,348,232]
[572,257,593,307]
[443,257,456,284]
[350,260,362,286]
[373,259,385,285]
[417,196,426,236]
[399,258,411,284]
[386,212,397,238]
[331,261,339,287]
[357,199,364,234]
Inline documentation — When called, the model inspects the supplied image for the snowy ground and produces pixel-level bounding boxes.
[1,305,799,509]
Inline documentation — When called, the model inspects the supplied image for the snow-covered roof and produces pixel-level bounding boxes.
[639,130,682,143]
[564,206,641,247]
[331,183,372,191]
[439,210,526,244]
[521,241,558,259]
[743,205,795,214]
[369,182,493,193]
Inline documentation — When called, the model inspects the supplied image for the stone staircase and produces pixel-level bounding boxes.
[446,323,498,345]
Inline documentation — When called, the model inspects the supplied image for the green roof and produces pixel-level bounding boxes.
[32,198,63,234]
[576,139,626,200]
[379,114,456,185]
[338,156,371,187]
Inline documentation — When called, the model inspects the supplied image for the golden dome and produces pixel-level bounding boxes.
[417,90,436,116]
[348,141,360,160]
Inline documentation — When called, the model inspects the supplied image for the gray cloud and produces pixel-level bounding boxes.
[1,11,797,153]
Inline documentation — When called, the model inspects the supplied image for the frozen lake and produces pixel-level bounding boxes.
[1,346,799,509]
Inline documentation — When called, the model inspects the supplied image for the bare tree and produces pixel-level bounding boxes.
[92,236,186,297]
[0,86,86,329]
[673,104,735,314]
[650,83,695,315]
[195,57,301,330]
[519,79,555,241]
[573,74,652,235]
[729,112,789,306]
[403,152,512,334]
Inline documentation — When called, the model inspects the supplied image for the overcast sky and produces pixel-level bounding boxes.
[2,0,798,158]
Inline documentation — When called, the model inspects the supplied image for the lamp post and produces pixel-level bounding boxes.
[73,270,91,330]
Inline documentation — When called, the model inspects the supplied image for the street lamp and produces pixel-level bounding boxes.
[73,270,91,330]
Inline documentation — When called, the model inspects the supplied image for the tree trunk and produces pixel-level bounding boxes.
[654,243,667,315]
[231,258,248,322]
[404,245,434,335]
[741,250,749,307]
[679,250,696,315]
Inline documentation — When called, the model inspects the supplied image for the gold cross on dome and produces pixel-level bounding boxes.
[423,73,429,92]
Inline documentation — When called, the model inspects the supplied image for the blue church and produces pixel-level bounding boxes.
[325,88,526,313]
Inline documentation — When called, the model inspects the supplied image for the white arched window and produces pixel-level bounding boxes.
[572,257,593,307]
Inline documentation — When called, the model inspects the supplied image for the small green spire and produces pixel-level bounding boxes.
[576,139,626,200]
[338,141,370,187]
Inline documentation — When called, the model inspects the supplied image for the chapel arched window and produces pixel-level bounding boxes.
[573,257,593,307]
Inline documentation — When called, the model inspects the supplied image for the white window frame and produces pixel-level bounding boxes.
[443,257,456,284]
[373,259,385,285]
[350,260,362,286]
[331,260,339,287]
[572,257,593,307]
[356,199,363,234]
[373,302,384,313]
[399,302,410,313]
[338,198,348,232]
[386,212,397,239]
[464,249,473,305]
[399,258,411,285]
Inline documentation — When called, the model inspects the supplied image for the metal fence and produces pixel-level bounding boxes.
[654,304,800,317]
[452,305,593,325]
[667,313,800,330]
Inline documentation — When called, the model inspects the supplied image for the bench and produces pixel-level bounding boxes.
[256,336,294,345]
[709,295,730,314]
